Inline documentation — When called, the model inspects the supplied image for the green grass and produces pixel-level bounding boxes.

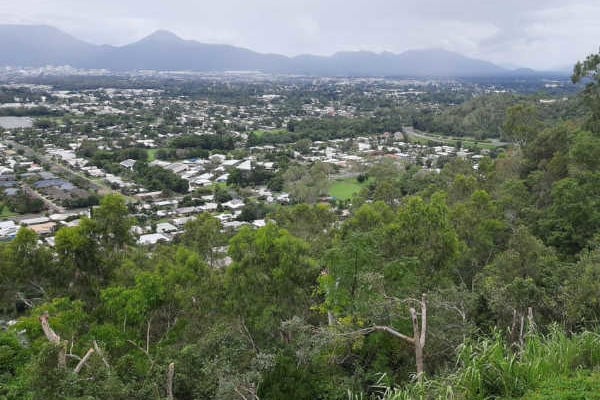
[518,373,600,400]
[378,328,600,400]
[147,148,158,162]
[0,204,16,219]
[329,178,369,200]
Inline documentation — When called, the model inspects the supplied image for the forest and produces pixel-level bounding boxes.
[2,55,600,399]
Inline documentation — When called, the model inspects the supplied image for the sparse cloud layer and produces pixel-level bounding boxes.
[0,0,598,69]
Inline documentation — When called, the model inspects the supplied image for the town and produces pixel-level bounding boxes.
[0,73,530,252]
[0,70,574,248]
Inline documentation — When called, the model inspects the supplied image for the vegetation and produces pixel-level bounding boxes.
[2,53,600,399]
[329,177,370,200]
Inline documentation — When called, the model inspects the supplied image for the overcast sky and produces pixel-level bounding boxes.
[0,0,598,70]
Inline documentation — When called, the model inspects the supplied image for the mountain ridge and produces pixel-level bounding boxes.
[0,24,550,77]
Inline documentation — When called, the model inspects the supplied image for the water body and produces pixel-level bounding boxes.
[0,116,34,129]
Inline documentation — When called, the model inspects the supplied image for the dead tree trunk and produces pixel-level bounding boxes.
[39,312,97,374]
[357,293,428,383]
[166,362,175,400]
[39,311,67,369]
[410,293,427,382]
[327,311,336,326]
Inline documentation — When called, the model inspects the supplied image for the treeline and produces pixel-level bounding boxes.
[0,189,45,214]
[133,161,189,193]
[0,106,63,117]
[76,143,188,193]
[152,133,236,160]
[411,93,588,140]
[77,142,148,174]
[249,112,409,146]
[170,133,235,151]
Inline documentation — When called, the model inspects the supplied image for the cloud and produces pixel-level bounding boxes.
[0,0,597,69]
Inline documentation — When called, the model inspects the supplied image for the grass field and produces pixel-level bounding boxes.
[147,148,158,161]
[0,205,16,219]
[329,178,369,200]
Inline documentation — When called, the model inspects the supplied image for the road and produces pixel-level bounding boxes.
[21,182,65,213]
[3,138,116,195]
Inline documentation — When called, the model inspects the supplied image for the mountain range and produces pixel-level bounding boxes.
[0,24,546,77]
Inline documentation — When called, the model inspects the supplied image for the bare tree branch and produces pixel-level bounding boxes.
[371,325,416,344]
[93,340,111,370]
[74,348,95,374]
[240,318,259,354]
[146,318,152,354]
[127,339,153,361]
[339,326,415,344]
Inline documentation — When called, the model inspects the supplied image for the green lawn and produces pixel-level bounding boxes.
[147,148,158,161]
[329,178,369,200]
[0,205,16,219]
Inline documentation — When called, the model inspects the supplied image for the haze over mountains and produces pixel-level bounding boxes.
[0,24,552,77]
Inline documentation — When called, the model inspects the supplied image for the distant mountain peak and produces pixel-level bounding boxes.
[140,30,183,43]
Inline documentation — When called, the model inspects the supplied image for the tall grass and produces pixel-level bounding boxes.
[456,326,600,399]
[365,326,600,400]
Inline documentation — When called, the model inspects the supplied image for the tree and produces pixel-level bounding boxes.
[572,49,600,133]
[475,226,564,326]
[269,203,336,257]
[354,294,428,383]
[224,224,318,342]
[92,194,132,251]
[283,162,332,203]
[451,190,509,285]
[564,249,600,328]
[0,228,55,311]
[54,218,103,299]
[502,104,541,146]
[539,174,600,255]
[181,213,224,267]
[383,192,459,284]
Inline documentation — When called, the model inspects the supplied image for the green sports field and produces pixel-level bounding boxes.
[329,178,369,200]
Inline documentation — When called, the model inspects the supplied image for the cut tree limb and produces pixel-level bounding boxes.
[39,311,61,345]
[39,311,67,369]
[39,312,107,374]
[74,348,95,374]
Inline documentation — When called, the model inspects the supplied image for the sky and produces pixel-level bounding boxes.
[0,0,598,70]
